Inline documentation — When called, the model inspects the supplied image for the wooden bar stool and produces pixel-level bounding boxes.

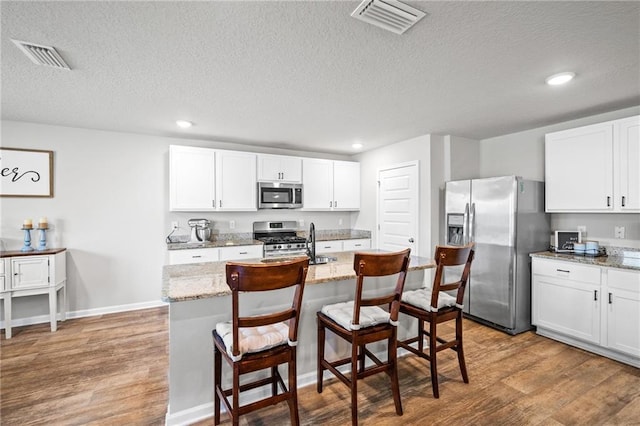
[212,257,309,426]
[316,249,411,425]
[398,244,474,398]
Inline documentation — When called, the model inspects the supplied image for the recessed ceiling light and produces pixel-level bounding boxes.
[545,72,575,86]
[176,120,193,129]
[352,143,363,149]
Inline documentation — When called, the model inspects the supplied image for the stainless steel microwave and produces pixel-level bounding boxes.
[258,182,303,209]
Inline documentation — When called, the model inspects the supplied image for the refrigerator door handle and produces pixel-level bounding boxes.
[463,203,470,244]
[469,202,476,243]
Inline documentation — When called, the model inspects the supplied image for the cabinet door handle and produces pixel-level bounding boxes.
[219,200,222,208]
[594,290,598,301]
[334,200,338,208]
[622,196,626,207]
[192,255,202,258]
[556,269,570,273]
[212,200,215,207]
[607,196,611,207]
[239,251,248,255]
[354,244,362,247]
[329,201,332,208]
[608,292,612,304]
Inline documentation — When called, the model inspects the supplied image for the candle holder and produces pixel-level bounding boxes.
[37,226,49,251]
[21,227,35,252]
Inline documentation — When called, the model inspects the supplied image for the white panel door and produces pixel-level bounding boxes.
[377,162,418,254]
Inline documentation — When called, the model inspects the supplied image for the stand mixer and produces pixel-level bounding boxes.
[188,218,212,243]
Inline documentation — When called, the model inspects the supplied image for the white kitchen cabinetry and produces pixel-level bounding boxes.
[545,115,640,212]
[342,239,371,251]
[257,154,302,183]
[616,116,640,211]
[170,145,216,211]
[219,245,263,261]
[532,258,601,344]
[315,241,343,254]
[532,257,639,367]
[302,158,360,211]
[170,146,257,212]
[215,150,257,211]
[604,269,640,357]
[168,248,220,265]
[1,250,67,339]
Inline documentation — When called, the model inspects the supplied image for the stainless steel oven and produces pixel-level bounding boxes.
[258,182,303,209]
[253,221,308,258]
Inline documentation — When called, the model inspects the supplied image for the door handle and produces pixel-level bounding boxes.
[622,196,626,207]
[463,203,469,244]
[608,292,612,304]
[408,238,414,243]
[594,290,598,301]
[469,203,476,243]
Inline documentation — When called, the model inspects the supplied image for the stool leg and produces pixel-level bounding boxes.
[232,363,240,426]
[457,312,469,383]
[429,320,439,398]
[272,366,278,396]
[350,339,359,426]
[288,349,300,426]
[418,319,424,352]
[214,345,221,425]
[389,329,403,415]
[317,317,325,393]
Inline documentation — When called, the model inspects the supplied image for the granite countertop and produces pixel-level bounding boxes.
[166,229,372,251]
[530,251,640,271]
[162,250,434,303]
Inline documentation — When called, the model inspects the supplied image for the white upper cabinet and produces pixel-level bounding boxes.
[302,158,360,211]
[257,154,302,183]
[170,146,256,212]
[215,150,257,211]
[545,115,640,212]
[333,160,360,210]
[170,145,216,211]
[616,116,640,211]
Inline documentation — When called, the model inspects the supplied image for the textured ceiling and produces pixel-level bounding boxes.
[2,1,639,155]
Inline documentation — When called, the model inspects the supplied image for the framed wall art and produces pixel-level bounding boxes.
[0,147,54,197]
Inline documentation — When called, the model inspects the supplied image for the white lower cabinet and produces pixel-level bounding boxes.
[168,248,220,265]
[604,269,640,357]
[315,241,342,254]
[342,239,371,251]
[532,257,639,367]
[218,245,262,261]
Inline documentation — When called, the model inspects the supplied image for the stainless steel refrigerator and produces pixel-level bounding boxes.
[444,176,549,334]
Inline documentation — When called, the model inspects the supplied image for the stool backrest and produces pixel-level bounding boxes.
[351,248,411,327]
[226,257,309,357]
[431,244,475,308]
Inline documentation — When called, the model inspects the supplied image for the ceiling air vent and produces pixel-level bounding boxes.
[351,0,426,35]
[11,39,71,70]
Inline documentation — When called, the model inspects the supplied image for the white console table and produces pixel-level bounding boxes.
[0,248,67,339]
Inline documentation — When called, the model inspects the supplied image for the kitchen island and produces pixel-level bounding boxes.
[162,250,435,425]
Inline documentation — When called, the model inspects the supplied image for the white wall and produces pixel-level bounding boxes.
[0,121,353,323]
[353,134,433,258]
[480,105,640,244]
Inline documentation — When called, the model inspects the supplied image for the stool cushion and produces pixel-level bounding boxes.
[216,321,289,361]
[402,287,460,312]
[321,301,390,330]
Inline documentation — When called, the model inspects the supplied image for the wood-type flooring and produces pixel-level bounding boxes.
[1,306,639,425]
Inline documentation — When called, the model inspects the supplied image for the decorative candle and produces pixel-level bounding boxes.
[39,217,48,228]
[23,218,33,228]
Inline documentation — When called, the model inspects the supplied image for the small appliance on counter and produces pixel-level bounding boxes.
[188,218,212,243]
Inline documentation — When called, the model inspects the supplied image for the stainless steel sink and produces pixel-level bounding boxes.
[312,256,337,265]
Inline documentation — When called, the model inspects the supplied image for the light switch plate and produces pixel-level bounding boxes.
[615,226,625,239]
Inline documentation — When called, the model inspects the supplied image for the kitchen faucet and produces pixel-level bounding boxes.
[307,222,316,264]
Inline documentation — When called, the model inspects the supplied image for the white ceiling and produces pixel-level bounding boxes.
[2,1,639,155]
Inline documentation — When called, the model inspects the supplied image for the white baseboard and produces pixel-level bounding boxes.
[0,299,168,329]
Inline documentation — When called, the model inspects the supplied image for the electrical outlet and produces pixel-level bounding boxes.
[229,220,235,229]
[615,226,625,239]
[171,221,179,230]
[339,218,343,226]
[299,219,305,228]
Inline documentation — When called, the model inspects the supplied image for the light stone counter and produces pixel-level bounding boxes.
[530,251,640,271]
[162,250,434,302]
[163,251,434,425]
